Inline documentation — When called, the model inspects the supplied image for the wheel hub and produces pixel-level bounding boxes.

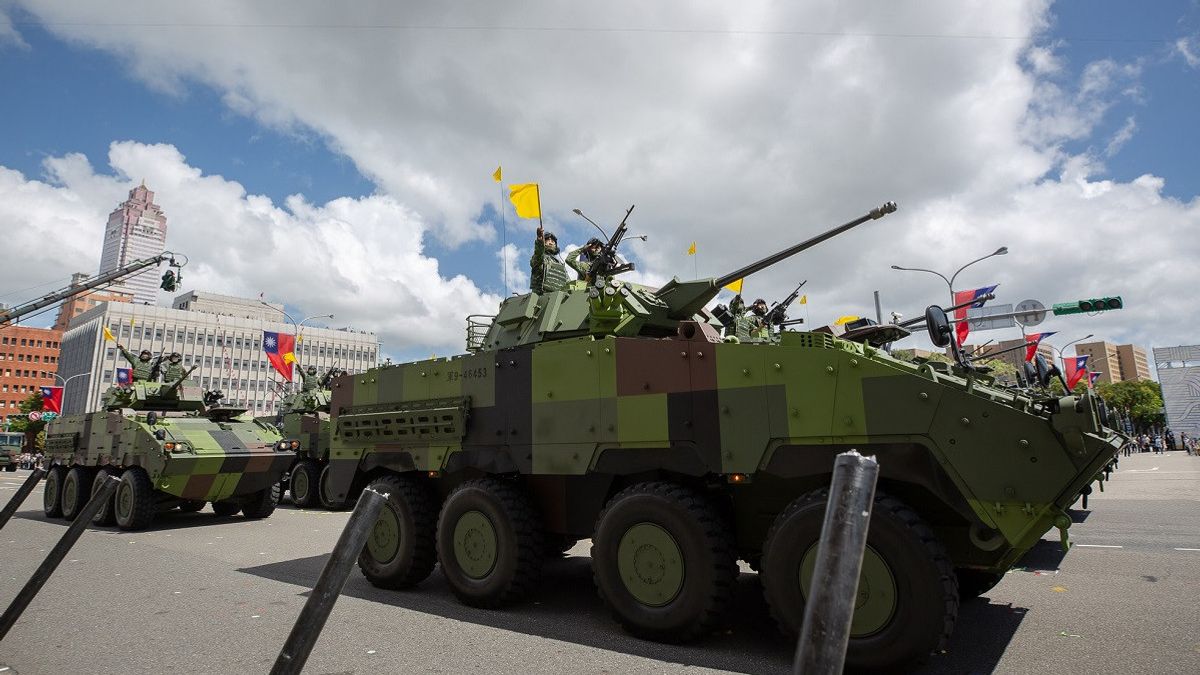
[800,544,897,637]
[453,510,498,579]
[63,475,77,510]
[616,522,684,607]
[292,469,309,501]
[116,483,131,520]
[366,507,401,563]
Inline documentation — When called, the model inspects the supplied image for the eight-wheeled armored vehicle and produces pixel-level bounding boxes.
[43,373,295,531]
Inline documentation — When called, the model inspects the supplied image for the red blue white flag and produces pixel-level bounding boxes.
[263,331,297,382]
[116,368,132,386]
[953,284,999,346]
[1064,355,1090,389]
[1023,331,1057,362]
[39,386,64,413]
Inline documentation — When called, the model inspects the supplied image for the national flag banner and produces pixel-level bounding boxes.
[102,326,116,342]
[116,368,132,386]
[508,183,541,219]
[1089,371,1102,385]
[1023,331,1057,362]
[1064,355,1090,389]
[39,386,64,413]
[492,165,502,182]
[263,330,297,381]
[723,278,743,294]
[687,242,697,256]
[953,284,999,346]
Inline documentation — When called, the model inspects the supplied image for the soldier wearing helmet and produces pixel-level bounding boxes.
[161,352,189,382]
[300,364,320,392]
[566,237,604,278]
[117,344,158,382]
[529,223,570,293]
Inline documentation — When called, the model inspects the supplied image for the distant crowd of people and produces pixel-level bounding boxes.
[1123,430,1196,456]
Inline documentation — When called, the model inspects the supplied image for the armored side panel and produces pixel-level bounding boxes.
[283,410,332,462]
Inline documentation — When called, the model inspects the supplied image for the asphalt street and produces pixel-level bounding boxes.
[1,451,1197,674]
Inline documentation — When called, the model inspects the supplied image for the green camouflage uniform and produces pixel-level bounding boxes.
[162,361,189,383]
[119,347,157,382]
[565,247,593,278]
[530,236,570,293]
[300,368,320,392]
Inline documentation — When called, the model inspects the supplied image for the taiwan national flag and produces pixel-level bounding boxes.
[1064,355,1090,390]
[116,368,133,386]
[1089,371,1102,386]
[39,386,64,413]
[263,331,297,382]
[953,284,999,346]
[1024,331,1057,362]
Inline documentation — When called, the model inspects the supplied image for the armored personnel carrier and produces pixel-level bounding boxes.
[0,431,21,471]
[322,202,1121,668]
[43,371,295,531]
[275,375,336,508]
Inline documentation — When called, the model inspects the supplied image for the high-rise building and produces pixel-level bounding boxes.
[98,182,168,305]
[1075,341,1150,384]
[53,273,135,332]
[56,291,379,415]
[0,327,63,427]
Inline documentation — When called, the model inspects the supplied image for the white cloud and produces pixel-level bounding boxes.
[496,243,528,294]
[0,7,28,49]
[1104,116,1137,157]
[0,142,501,357]
[1176,37,1200,68]
[6,1,1199,356]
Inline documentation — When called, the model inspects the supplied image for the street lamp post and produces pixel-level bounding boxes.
[891,246,1008,303]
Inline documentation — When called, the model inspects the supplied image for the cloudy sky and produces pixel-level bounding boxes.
[1,1,1197,364]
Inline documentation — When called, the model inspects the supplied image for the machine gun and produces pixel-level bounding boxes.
[766,280,807,327]
[147,354,167,382]
[584,205,637,283]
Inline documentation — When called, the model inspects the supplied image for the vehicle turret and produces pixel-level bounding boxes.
[100,366,204,412]
[472,201,897,351]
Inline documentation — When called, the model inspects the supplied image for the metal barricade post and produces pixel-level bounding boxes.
[0,468,46,530]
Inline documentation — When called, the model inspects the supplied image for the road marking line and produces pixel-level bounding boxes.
[1174,548,1200,552]
[1125,467,1159,473]
[1076,544,1123,548]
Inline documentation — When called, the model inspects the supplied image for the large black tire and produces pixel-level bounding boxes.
[591,482,737,643]
[358,474,438,589]
[241,484,281,519]
[436,478,544,608]
[760,490,958,670]
[289,460,322,508]
[956,569,1005,600]
[212,501,241,517]
[42,465,67,518]
[177,500,206,513]
[61,466,97,521]
[91,468,119,526]
[113,467,156,531]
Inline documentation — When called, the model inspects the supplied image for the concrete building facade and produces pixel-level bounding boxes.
[57,293,378,415]
[1154,345,1200,441]
[98,183,168,305]
[1076,341,1151,384]
[0,326,63,427]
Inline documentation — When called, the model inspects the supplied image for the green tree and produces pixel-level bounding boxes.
[10,391,48,450]
[1095,379,1164,431]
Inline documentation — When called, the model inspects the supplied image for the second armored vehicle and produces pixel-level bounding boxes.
[43,373,295,530]
[276,367,339,508]
[0,431,21,471]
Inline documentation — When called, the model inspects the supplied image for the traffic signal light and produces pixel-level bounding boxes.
[1051,296,1122,315]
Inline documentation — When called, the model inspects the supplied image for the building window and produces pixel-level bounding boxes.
[106,348,116,360]
[235,338,243,349]
[103,371,112,382]
[204,356,213,367]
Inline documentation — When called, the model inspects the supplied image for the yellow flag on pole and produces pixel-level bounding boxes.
[723,278,743,294]
[102,326,115,342]
[834,315,860,326]
[509,183,541,219]
[492,166,502,182]
[687,242,696,256]
[799,295,807,305]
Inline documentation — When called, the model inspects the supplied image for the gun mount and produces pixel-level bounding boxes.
[477,201,897,350]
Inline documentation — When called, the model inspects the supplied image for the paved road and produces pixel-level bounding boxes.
[1,452,1197,674]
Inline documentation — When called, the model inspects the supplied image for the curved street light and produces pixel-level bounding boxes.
[891,246,1008,302]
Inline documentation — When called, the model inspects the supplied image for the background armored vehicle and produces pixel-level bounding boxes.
[43,374,295,531]
[275,380,336,508]
[0,431,21,471]
[322,202,1121,669]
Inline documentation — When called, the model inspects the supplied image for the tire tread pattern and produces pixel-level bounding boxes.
[591,481,737,642]
[362,474,438,589]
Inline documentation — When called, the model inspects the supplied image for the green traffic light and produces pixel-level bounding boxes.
[1051,296,1123,316]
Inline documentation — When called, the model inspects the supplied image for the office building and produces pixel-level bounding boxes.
[0,326,63,427]
[56,292,378,415]
[1075,341,1151,384]
[1154,345,1200,440]
[98,182,168,305]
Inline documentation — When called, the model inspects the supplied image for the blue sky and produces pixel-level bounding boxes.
[1,1,1197,361]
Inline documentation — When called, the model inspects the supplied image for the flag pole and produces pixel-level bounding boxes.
[499,172,508,295]
[536,184,543,230]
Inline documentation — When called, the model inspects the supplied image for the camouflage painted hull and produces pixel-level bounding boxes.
[45,411,293,502]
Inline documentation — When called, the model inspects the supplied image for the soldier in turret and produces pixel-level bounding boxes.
[117,344,157,382]
[530,224,570,293]
[161,352,188,383]
[565,238,603,279]
[300,365,320,392]
[736,298,771,341]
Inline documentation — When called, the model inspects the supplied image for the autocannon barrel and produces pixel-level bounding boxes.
[712,201,896,290]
